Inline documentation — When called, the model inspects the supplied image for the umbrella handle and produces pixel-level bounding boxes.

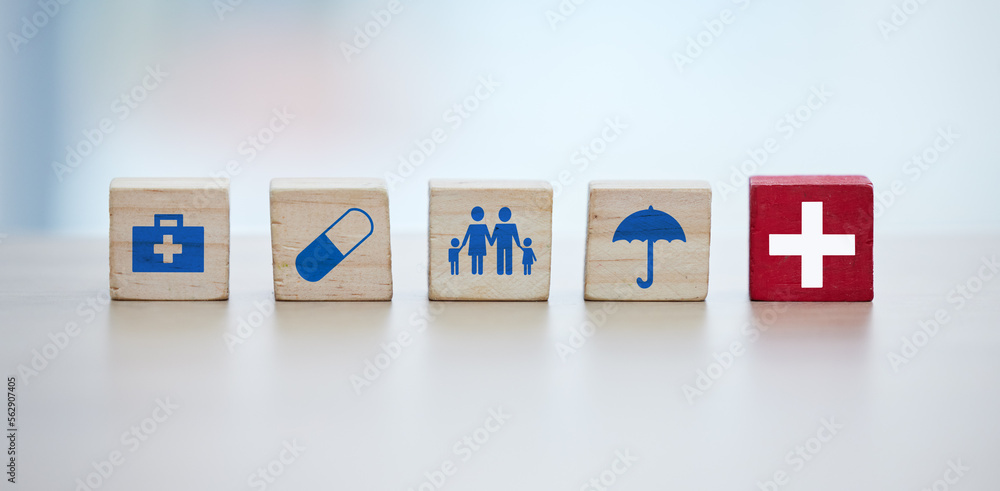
[636,241,654,289]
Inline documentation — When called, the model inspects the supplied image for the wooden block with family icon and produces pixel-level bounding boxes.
[428,180,553,301]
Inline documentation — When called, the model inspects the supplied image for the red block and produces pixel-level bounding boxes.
[749,175,874,301]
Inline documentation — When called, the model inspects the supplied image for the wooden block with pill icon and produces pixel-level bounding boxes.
[269,178,392,301]
[109,177,230,300]
[428,179,552,301]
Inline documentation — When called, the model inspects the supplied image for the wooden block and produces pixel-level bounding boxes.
[584,180,711,301]
[428,180,552,301]
[749,175,874,301]
[109,178,230,300]
[270,178,392,301]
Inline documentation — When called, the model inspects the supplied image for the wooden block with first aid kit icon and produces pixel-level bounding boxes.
[269,178,392,301]
[109,178,230,300]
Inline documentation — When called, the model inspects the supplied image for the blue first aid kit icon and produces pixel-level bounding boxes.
[132,214,205,273]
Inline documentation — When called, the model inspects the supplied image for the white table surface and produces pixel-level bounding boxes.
[1,233,999,490]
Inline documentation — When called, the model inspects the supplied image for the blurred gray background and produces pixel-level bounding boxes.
[2,3,1000,489]
[0,0,998,238]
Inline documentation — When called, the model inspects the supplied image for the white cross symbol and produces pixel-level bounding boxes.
[769,201,855,289]
[153,235,183,264]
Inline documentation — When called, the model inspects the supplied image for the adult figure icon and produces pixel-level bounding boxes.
[457,206,491,275]
[490,206,523,275]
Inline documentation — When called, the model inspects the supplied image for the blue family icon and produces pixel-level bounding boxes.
[296,208,374,282]
[451,206,535,276]
[613,206,686,289]
[132,214,205,273]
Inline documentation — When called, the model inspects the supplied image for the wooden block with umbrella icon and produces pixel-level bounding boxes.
[584,180,711,301]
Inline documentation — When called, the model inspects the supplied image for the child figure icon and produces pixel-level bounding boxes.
[521,238,536,275]
[449,238,461,275]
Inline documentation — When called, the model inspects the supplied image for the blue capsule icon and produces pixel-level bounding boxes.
[295,208,374,282]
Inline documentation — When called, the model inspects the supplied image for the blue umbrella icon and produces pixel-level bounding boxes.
[613,206,686,289]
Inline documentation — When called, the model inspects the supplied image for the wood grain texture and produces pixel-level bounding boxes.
[584,180,711,301]
[428,180,552,301]
[270,178,392,301]
[109,178,229,300]
[749,175,874,302]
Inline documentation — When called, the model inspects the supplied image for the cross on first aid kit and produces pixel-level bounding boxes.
[132,214,205,273]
